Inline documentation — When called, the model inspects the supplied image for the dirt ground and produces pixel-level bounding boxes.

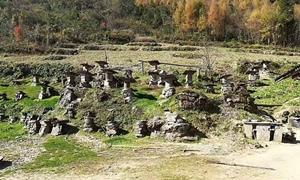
[2,132,300,180]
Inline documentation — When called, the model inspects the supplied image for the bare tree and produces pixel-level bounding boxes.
[198,41,218,82]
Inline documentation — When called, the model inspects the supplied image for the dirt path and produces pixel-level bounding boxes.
[2,134,300,180]
[210,131,300,180]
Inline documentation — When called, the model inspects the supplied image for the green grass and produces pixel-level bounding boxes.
[133,87,164,118]
[252,79,300,105]
[0,83,41,99]
[24,137,97,171]
[84,132,163,147]
[0,122,26,141]
[0,83,60,115]
[20,96,60,111]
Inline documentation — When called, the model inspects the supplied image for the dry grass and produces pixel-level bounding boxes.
[1,45,299,71]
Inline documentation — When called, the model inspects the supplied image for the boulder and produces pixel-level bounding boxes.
[177,91,209,111]
[134,120,149,138]
[105,120,120,137]
[147,117,165,137]
[39,120,52,136]
[26,118,41,135]
[161,112,200,141]
[136,112,202,142]
[51,120,69,136]
[161,87,176,99]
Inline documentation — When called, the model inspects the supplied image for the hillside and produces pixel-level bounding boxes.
[0,0,299,53]
[1,1,300,180]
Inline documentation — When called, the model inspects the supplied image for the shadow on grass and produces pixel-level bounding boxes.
[0,161,12,170]
[64,125,80,135]
[134,92,157,101]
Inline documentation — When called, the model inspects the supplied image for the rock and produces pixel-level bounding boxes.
[83,111,95,133]
[20,112,28,124]
[183,70,196,88]
[38,85,52,100]
[26,118,41,135]
[51,120,68,136]
[9,116,18,123]
[79,71,93,88]
[65,103,76,119]
[39,120,52,136]
[282,129,297,143]
[160,74,177,98]
[105,120,120,137]
[136,112,201,142]
[59,87,77,107]
[103,69,118,89]
[161,87,176,99]
[148,70,160,87]
[31,75,40,86]
[158,70,167,86]
[221,83,234,94]
[65,72,77,87]
[15,91,25,101]
[134,120,149,138]
[147,117,165,137]
[122,88,133,103]
[225,82,257,111]
[161,112,199,141]
[177,91,209,111]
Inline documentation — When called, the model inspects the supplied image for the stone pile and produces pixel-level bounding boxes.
[134,120,149,138]
[183,70,196,88]
[160,74,176,98]
[21,113,70,136]
[122,78,133,103]
[177,91,209,111]
[65,103,76,119]
[15,91,25,101]
[148,70,160,87]
[79,71,93,88]
[134,112,202,141]
[38,84,52,100]
[24,114,42,134]
[224,83,256,111]
[51,120,69,136]
[31,74,40,86]
[105,120,121,137]
[59,87,77,107]
[103,69,118,89]
[83,111,95,133]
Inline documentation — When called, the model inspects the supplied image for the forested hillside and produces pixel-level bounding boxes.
[0,0,299,51]
[137,0,300,46]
